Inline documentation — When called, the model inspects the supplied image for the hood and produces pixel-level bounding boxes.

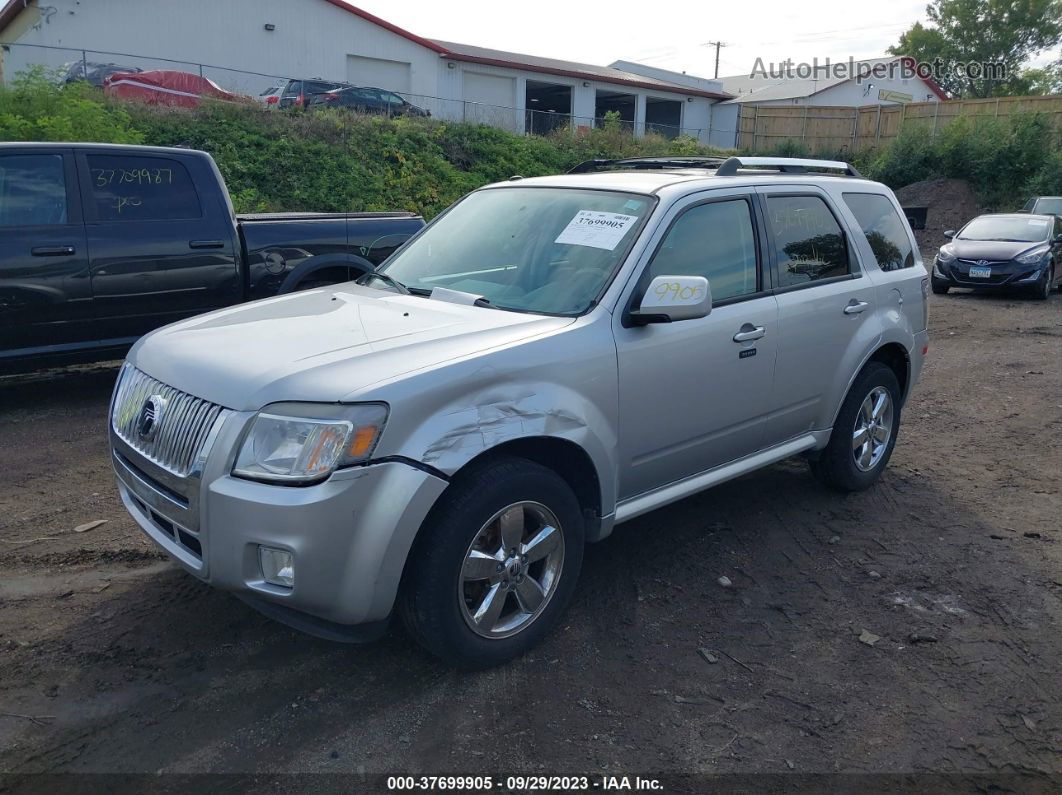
[130,285,573,410]
[945,239,1047,260]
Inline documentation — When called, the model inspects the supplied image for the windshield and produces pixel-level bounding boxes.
[1034,198,1062,216]
[958,216,1050,243]
[377,187,654,315]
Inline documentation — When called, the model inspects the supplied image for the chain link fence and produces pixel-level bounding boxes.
[1,41,739,145]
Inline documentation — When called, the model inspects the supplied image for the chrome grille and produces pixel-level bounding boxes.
[111,366,226,477]
[957,259,1009,267]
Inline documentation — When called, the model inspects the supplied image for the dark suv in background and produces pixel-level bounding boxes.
[308,86,429,117]
[1020,196,1062,217]
[259,79,347,109]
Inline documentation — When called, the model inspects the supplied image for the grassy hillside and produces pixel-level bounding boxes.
[1,70,1059,215]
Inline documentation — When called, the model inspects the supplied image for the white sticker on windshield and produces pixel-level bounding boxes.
[555,210,638,250]
[1028,219,1049,226]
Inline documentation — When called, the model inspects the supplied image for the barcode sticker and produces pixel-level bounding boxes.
[555,210,638,250]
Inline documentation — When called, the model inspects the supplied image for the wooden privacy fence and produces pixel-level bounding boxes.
[736,94,1062,153]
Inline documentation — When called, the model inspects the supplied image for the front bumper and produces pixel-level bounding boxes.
[932,257,1045,289]
[112,411,448,631]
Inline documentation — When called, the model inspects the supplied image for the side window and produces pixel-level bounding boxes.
[0,154,68,227]
[648,198,759,303]
[86,155,202,222]
[842,192,915,271]
[305,81,334,98]
[766,195,850,287]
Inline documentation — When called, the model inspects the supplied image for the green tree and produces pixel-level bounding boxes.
[888,0,1062,98]
[1011,58,1062,94]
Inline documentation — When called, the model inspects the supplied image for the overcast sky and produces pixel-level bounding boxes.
[354,0,939,79]
[354,0,1059,79]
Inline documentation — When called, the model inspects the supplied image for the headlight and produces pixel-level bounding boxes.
[936,245,957,263]
[1016,246,1049,265]
[233,403,388,484]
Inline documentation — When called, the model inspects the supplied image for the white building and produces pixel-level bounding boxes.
[0,0,733,142]
[720,57,946,107]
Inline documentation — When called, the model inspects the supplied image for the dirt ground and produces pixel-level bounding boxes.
[1,286,1060,789]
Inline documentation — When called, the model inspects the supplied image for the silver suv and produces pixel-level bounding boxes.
[111,156,929,668]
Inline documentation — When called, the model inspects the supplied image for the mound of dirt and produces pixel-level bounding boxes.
[895,178,985,253]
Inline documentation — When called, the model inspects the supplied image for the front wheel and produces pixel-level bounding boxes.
[809,362,901,492]
[931,280,950,295]
[1033,263,1054,300]
[399,457,584,669]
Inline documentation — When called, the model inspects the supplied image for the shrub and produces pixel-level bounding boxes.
[861,112,1059,210]
[0,67,143,144]
[1,69,1056,214]
[1024,148,1062,196]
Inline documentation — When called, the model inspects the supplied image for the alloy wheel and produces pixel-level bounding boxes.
[458,501,565,639]
[852,386,893,472]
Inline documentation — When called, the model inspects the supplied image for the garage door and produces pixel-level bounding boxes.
[463,72,515,108]
[346,55,412,93]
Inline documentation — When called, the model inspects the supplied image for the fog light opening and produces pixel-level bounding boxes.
[259,546,295,588]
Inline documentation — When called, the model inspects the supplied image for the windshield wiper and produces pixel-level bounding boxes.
[359,271,423,295]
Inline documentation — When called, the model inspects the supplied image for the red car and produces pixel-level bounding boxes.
[104,70,244,108]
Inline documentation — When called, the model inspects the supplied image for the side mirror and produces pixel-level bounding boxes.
[630,275,712,325]
[943,230,956,239]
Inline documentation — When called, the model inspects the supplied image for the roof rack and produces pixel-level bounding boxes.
[567,156,727,174]
[565,155,865,179]
[715,156,864,178]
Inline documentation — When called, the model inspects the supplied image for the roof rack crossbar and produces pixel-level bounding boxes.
[567,156,727,174]
[715,156,864,178]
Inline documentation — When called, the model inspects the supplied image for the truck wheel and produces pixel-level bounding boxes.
[809,362,901,493]
[399,457,584,669]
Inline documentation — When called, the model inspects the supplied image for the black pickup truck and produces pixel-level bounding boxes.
[0,143,424,372]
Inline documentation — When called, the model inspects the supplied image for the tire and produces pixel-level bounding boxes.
[931,281,950,295]
[399,457,585,669]
[1033,263,1054,300]
[809,362,902,493]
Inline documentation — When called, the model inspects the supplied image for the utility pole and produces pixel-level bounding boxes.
[704,41,728,78]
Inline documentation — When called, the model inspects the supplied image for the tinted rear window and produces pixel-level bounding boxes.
[843,192,915,271]
[766,195,850,287]
[87,154,202,221]
[1034,198,1062,216]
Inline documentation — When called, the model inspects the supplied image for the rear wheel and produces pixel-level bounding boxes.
[809,362,901,492]
[399,457,584,669]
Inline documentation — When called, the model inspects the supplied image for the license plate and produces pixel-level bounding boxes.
[968,266,992,278]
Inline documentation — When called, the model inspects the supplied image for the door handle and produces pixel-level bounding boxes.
[733,324,766,342]
[189,239,224,249]
[844,299,870,314]
[31,245,75,257]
